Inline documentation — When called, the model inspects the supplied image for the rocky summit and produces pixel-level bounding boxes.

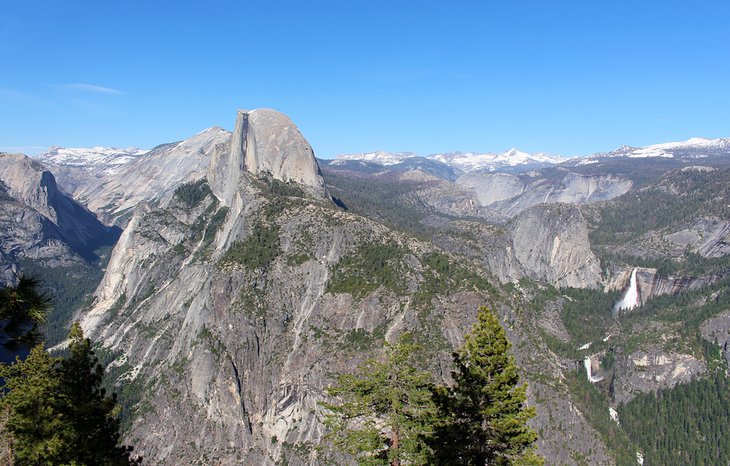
[0,153,119,271]
[210,109,328,206]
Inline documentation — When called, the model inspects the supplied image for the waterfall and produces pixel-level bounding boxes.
[613,268,639,317]
[584,356,603,383]
[609,407,619,424]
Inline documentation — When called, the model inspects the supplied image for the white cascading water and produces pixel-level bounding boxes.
[609,407,619,424]
[584,356,603,383]
[613,268,639,317]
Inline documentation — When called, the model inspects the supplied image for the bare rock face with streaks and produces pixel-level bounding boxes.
[612,348,706,404]
[75,127,230,226]
[0,153,119,276]
[209,109,327,206]
[701,310,730,367]
[475,203,603,288]
[456,169,632,217]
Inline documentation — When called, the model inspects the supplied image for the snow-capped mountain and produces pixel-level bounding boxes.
[597,137,730,159]
[335,151,417,166]
[35,146,151,196]
[336,137,730,173]
[335,149,566,173]
[38,146,149,167]
[430,149,566,172]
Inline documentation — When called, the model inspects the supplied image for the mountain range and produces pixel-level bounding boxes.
[2,110,730,464]
[36,135,730,185]
[332,136,730,174]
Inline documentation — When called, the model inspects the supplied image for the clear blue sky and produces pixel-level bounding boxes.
[1,1,729,158]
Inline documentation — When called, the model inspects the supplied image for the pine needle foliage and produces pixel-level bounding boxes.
[0,276,51,346]
[59,323,140,465]
[0,345,69,464]
[0,324,141,465]
[431,306,543,465]
[322,333,437,465]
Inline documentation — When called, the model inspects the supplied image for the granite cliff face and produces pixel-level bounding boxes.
[43,110,328,227]
[393,170,507,222]
[607,267,730,306]
[508,204,602,288]
[611,349,706,404]
[450,204,602,288]
[210,109,327,206]
[0,153,120,276]
[456,169,632,217]
[73,111,612,465]
[73,127,230,226]
[663,217,730,258]
[79,177,507,464]
[701,310,730,367]
[0,153,120,346]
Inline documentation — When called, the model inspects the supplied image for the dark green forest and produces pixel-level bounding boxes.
[588,167,730,246]
[619,371,730,466]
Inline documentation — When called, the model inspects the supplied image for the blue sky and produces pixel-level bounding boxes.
[1,1,729,158]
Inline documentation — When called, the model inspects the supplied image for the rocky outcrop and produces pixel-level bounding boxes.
[427,204,602,288]
[456,169,632,217]
[637,272,726,304]
[0,153,119,350]
[701,311,730,367]
[607,267,730,307]
[0,153,120,268]
[0,154,64,222]
[612,348,706,404]
[72,127,230,226]
[395,170,508,223]
[663,217,730,258]
[210,109,327,205]
[506,204,602,288]
[457,172,525,206]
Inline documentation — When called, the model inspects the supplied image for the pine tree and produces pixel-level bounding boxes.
[0,324,141,465]
[0,276,51,348]
[60,323,140,465]
[0,344,72,464]
[322,333,437,466]
[431,306,542,465]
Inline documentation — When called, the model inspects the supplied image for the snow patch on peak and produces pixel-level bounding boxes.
[38,146,149,167]
[684,137,711,145]
[336,151,416,166]
[596,137,730,160]
[336,149,566,173]
[429,149,566,172]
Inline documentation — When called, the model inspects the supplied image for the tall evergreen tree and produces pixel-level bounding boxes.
[60,323,140,465]
[0,324,141,465]
[0,344,71,464]
[431,306,542,465]
[322,333,437,466]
